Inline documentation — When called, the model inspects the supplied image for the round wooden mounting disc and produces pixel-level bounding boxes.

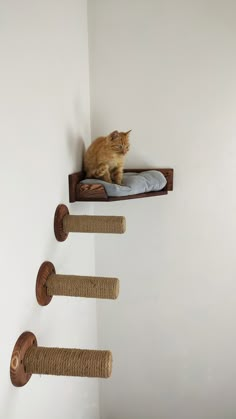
[36,261,56,306]
[10,331,37,387]
[54,204,69,242]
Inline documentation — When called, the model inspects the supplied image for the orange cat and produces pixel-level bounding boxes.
[84,130,131,185]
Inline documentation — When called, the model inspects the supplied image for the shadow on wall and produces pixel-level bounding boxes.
[2,386,18,419]
[66,128,85,172]
[125,149,154,169]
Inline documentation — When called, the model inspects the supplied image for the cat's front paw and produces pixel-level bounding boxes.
[112,169,123,185]
[114,179,123,185]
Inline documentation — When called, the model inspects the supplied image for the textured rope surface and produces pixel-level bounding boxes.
[24,347,112,378]
[63,215,126,234]
[46,274,119,299]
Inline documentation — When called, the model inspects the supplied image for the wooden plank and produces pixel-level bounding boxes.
[78,183,108,201]
[69,171,86,202]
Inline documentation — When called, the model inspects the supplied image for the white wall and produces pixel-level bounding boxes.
[88,1,236,418]
[0,2,99,419]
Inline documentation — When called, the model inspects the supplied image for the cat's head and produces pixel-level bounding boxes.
[108,130,131,155]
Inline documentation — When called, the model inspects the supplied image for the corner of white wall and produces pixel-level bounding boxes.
[0,2,99,419]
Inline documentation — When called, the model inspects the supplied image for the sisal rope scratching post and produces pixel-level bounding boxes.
[54,204,126,241]
[36,261,120,306]
[10,332,112,387]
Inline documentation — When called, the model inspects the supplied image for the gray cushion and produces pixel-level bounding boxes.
[80,170,167,197]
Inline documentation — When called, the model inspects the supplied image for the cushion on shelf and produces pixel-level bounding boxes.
[80,170,167,197]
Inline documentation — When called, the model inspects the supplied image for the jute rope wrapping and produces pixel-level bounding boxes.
[24,346,112,378]
[46,274,119,299]
[63,215,126,234]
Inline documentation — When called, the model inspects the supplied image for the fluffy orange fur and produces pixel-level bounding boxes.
[84,130,131,185]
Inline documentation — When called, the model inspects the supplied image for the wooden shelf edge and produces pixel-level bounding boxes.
[68,168,174,203]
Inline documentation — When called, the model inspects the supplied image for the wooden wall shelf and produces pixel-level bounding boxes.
[68,168,174,202]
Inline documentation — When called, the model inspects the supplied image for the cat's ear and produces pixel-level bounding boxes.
[125,130,132,135]
[110,130,120,140]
